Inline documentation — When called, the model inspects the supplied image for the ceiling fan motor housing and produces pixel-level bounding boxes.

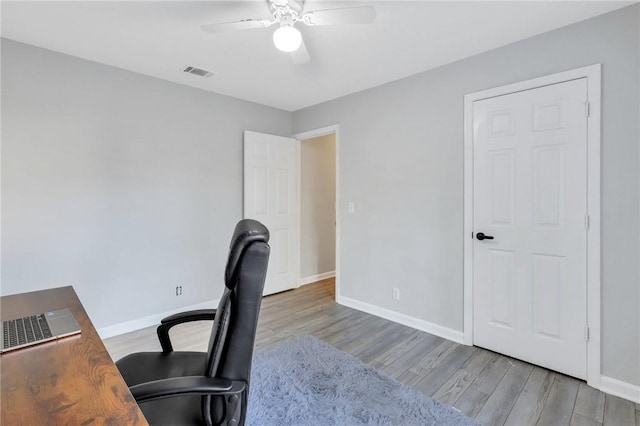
[269,0,304,21]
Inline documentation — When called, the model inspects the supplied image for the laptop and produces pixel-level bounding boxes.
[1,308,82,353]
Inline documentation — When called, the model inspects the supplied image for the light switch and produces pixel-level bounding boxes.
[348,202,355,214]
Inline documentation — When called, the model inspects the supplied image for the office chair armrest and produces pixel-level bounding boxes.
[129,376,246,403]
[157,309,217,352]
[160,309,217,325]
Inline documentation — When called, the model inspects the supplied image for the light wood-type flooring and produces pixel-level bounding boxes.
[104,278,640,426]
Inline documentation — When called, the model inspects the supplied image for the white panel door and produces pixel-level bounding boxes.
[473,79,588,379]
[244,130,297,295]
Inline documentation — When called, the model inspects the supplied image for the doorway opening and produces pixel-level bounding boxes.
[294,125,339,300]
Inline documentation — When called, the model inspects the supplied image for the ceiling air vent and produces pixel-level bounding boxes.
[182,65,214,78]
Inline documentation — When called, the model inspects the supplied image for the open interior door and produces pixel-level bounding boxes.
[244,130,298,295]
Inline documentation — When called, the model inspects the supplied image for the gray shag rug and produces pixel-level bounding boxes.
[247,335,479,425]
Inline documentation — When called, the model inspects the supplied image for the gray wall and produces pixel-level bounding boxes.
[300,134,336,279]
[1,39,291,329]
[2,5,639,388]
[293,5,640,386]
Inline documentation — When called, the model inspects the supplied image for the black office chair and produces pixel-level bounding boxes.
[116,219,270,426]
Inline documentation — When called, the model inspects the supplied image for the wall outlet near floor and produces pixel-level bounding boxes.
[175,285,183,296]
[392,287,400,301]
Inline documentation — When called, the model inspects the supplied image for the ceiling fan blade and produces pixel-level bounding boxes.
[201,19,272,34]
[290,38,310,64]
[301,6,376,26]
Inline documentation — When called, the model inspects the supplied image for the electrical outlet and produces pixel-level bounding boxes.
[392,288,400,301]
[175,285,183,296]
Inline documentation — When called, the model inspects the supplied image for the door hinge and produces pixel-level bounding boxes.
[584,101,590,118]
[585,214,590,230]
[585,326,590,342]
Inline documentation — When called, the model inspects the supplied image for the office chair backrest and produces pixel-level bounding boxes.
[204,219,270,425]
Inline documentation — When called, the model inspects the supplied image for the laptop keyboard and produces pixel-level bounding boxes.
[3,314,52,349]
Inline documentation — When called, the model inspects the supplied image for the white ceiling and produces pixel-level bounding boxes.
[1,1,632,111]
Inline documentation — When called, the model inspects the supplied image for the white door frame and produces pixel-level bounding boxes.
[293,125,340,296]
[463,64,601,388]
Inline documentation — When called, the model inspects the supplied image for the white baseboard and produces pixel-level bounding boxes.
[97,299,218,339]
[600,375,640,403]
[299,271,336,287]
[336,295,465,345]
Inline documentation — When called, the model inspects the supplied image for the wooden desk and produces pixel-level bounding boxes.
[1,286,148,425]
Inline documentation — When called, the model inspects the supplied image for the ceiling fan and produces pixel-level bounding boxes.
[201,0,376,64]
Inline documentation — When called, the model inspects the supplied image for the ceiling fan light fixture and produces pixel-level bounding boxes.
[273,25,302,52]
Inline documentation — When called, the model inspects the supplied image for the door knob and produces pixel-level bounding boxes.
[476,232,494,241]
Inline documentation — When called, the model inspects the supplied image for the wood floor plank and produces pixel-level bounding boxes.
[431,349,497,408]
[461,348,498,376]
[373,332,442,379]
[570,413,603,426]
[281,303,347,331]
[536,374,580,426]
[468,353,512,395]
[413,344,476,397]
[396,365,423,388]
[334,320,400,356]
[253,326,279,349]
[372,330,426,368]
[475,359,533,426]
[104,325,160,361]
[431,369,475,407]
[351,322,414,363]
[454,387,491,418]
[103,279,635,426]
[409,339,457,375]
[168,321,212,352]
[312,307,373,342]
[330,314,391,350]
[503,367,554,426]
[603,394,636,426]
[572,381,605,425]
